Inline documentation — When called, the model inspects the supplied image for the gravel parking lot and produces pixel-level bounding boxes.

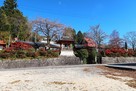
[0,65,135,91]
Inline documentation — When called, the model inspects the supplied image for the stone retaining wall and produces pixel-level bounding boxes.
[0,56,81,69]
[102,57,136,64]
[2,57,135,69]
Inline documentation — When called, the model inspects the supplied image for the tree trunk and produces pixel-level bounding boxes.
[8,34,11,47]
[47,36,50,49]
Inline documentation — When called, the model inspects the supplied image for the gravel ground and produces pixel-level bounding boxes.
[0,65,135,91]
[96,65,136,89]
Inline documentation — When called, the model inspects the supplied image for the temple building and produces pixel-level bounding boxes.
[56,36,75,56]
[75,37,97,49]
[56,36,74,50]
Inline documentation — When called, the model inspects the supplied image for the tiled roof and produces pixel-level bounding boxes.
[84,38,97,47]
[61,36,73,41]
[0,40,6,45]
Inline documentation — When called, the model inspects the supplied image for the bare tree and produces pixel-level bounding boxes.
[31,18,64,47]
[88,24,107,48]
[63,27,76,39]
[109,30,123,48]
[124,31,136,50]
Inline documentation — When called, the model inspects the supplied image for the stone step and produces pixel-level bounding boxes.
[60,50,75,57]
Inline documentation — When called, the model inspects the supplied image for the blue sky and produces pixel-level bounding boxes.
[0,0,136,37]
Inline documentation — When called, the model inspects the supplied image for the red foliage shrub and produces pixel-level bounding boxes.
[4,47,14,52]
[118,48,126,54]
[105,49,112,56]
[4,42,33,52]
[111,48,118,53]
[1,42,59,59]
[105,48,134,57]
[11,42,33,50]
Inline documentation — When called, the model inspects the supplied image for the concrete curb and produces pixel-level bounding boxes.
[106,63,136,70]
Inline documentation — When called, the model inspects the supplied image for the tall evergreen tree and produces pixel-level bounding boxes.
[125,42,128,50]
[76,31,84,44]
[74,31,88,64]
[2,0,17,15]
[0,0,30,41]
[0,8,10,31]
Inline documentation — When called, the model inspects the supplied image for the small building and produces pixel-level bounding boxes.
[84,38,97,48]
[0,40,6,50]
[56,36,75,56]
[56,36,74,50]
[75,37,97,49]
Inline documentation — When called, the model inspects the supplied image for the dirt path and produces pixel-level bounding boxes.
[0,65,135,91]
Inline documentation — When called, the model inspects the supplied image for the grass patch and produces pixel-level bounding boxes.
[126,80,136,88]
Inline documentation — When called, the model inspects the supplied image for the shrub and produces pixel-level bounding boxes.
[38,49,47,56]
[32,52,39,58]
[46,50,53,58]
[100,50,106,57]
[105,48,134,57]
[88,48,97,64]
[26,52,34,57]
[127,49,134,57]
[75,49,89,64]
[9,51,17,58]
[11,42,33,50]
[50,51,59,57]
[16,54,26,58]
[97,52,102,64]
[4,42,34,52]
[16,50,26,58]
[0,53,10,59]
[26,51,39,58]
[4,47,14,52]
[105,49,112,57]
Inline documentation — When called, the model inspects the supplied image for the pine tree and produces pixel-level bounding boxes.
[2,0,17,15]
[0,0,30,41]
[0,8,10,31]
[76,31,84,44]
[125,42,128,50]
